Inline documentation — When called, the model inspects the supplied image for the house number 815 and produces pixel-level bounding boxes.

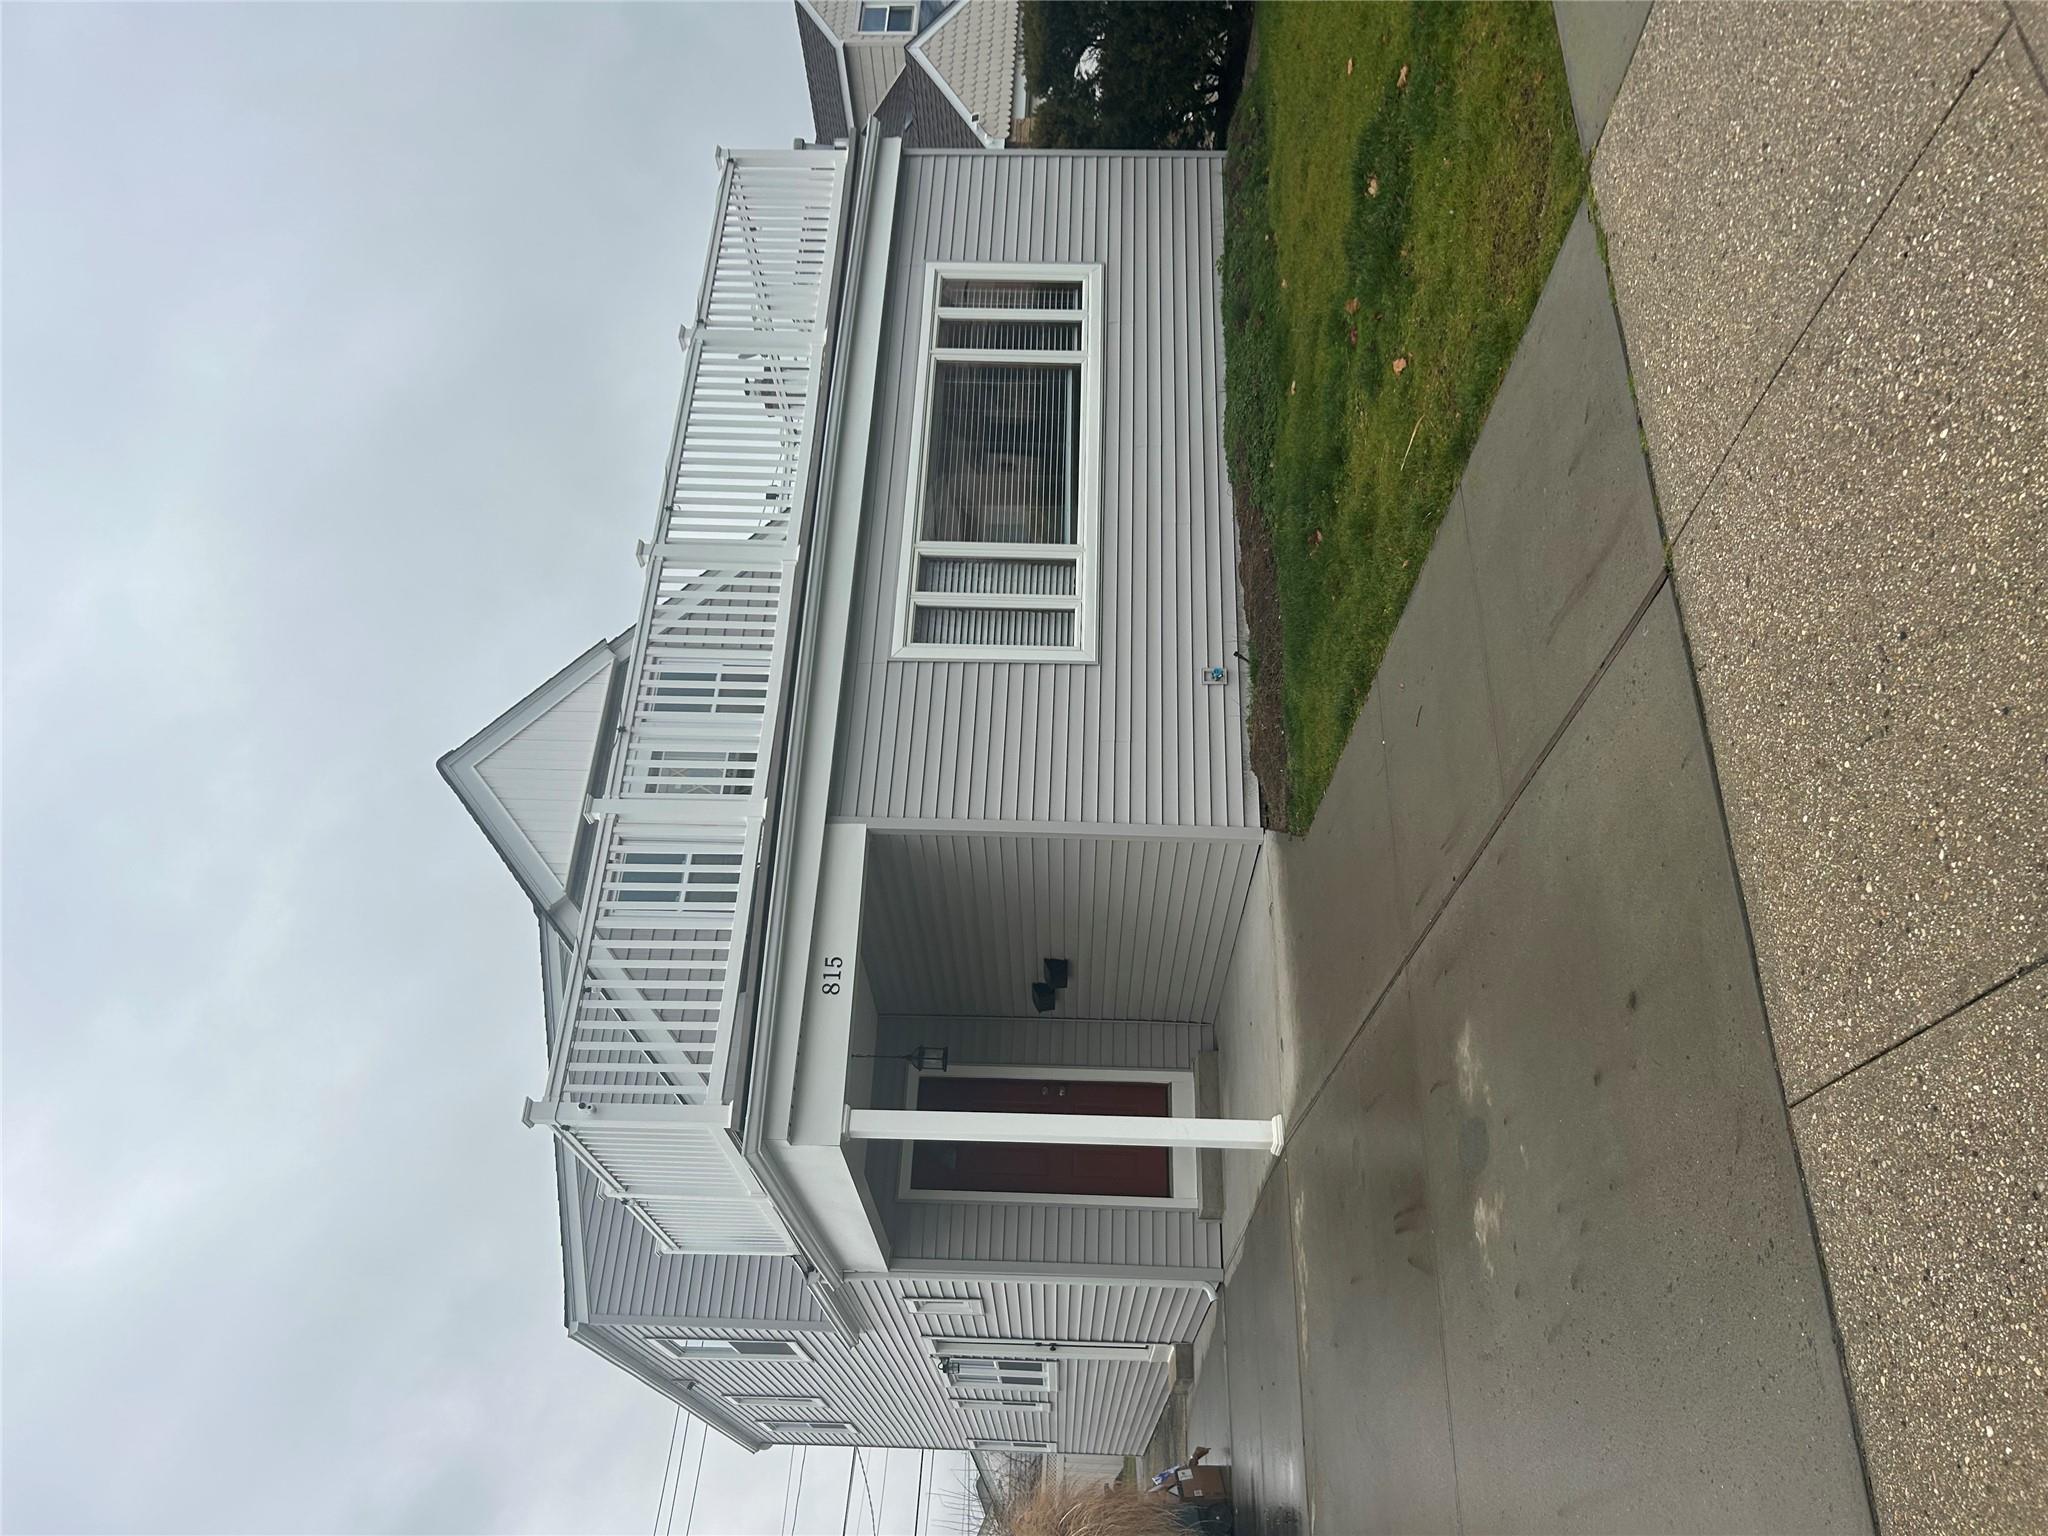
[819,955,844,996]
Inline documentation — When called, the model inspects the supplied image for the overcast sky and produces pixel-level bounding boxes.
[2,5,971,1532]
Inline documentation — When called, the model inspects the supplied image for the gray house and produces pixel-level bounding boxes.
[441,128,1269,1458]
[795,0,1027,149]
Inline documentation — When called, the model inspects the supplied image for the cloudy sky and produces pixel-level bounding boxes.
[2,4,973,1531]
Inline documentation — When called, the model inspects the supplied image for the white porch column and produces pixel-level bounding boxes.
[843,1107,1285,1156]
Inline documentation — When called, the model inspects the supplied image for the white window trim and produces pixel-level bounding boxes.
[906,1295,987,1317]
[725,1393,832,1412]
[891,262,1104,664]
[929,1338,1173,1366]
[938,1353,1058,1392]
[660,1337,813,1365]
[895,1063,1199,1210]
[954,1396,1053,1415]
[857,2,914,34]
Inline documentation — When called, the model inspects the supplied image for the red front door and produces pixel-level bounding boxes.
[908,1075,1172,1199]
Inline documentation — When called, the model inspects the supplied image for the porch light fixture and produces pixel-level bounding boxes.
[851,1045,950,1073]
[1041,958,1070,990]
[1030,982,1057,1014]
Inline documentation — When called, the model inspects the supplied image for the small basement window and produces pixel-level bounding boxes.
[662,1338,810,1363]
[858,3,914,32]
[894,266,1101,661]
[946,1356,1055,1391]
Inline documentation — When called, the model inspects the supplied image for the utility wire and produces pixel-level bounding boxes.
[677,1415,709,1535]
[778,1446,799,1536]
[853,1449,878,1536]
[664,1416,694,1535]
[651,1408,683,1536]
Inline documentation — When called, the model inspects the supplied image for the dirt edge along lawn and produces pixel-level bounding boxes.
[1222,2,1584,830]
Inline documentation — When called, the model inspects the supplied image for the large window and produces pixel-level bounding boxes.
[894,266,1101,661]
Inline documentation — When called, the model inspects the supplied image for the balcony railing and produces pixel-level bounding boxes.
[524,148,851,1258]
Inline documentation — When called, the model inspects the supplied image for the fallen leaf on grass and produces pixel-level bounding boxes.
[1348,328,1358,348]
[1367,175,1379,197]
[1288,379,1296,396]
[1392,356,1407,374]
[1345,57,1354,76]
[1343,297,1360,314]
[1309,529,1324,551]
[1397,63,1409,89]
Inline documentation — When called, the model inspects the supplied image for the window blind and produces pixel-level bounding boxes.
[902,271,1093,657]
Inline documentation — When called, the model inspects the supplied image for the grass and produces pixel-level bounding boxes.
[1222,2,1584,828]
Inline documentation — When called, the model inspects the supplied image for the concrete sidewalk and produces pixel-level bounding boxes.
[1203,206,1868,1535]
[1181,5,2046,1532]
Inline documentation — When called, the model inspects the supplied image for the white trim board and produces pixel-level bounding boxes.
[890,262,1104,664]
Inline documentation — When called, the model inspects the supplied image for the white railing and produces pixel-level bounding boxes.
[526,148,851,1257]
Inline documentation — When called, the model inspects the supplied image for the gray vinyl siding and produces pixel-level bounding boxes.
[594,1274,1200,1453]
[832,150,1253,828]
[862,1014,1225,1273]
[860,830,1259,1023]
[577,1168,826,1324]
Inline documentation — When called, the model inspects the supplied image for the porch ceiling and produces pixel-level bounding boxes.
[857,830,1259,1024]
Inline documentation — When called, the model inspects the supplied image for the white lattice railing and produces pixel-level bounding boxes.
[524,148,851,1258]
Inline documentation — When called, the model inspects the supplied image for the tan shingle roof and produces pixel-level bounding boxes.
[914,0,1019,142]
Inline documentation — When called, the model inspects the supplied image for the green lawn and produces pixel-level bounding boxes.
[1222,2,1583,829]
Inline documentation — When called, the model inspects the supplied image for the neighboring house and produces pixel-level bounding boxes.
[440,128,1268,1458]
[795,0,1028,148]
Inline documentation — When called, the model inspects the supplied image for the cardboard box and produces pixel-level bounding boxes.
[1159,1465,1230,1502]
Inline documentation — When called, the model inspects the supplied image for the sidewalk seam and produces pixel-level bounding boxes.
[1788,954,2048,1110]
[1665,16,2014,551]
[2009,3,2047,92]
[1658,569,1884,1531]
[1284,563,1670,1143]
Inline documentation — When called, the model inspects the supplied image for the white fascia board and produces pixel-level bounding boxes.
[745,131,902,1283]
[907,2,1004,148]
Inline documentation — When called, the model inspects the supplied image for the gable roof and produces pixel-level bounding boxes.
[795,0,1013,150]
[873,50,986,148]
[910,0,1017,146]
[794,0,852,142]
[438,637,621,925]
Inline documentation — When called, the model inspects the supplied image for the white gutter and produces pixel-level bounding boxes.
[737,124,901,1333]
